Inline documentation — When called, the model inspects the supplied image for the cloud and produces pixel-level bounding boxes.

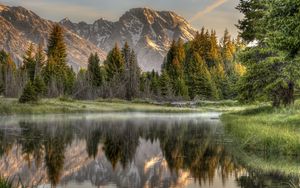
[190,0,228,22]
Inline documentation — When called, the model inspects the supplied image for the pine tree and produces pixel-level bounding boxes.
[104,43,125,81]
[47,24,67,65]
[122,42,141,99]
[222,29,235,73]
[174,77,189,99]
[33,75,46,97]
[3,55,17,97]
[207,30,221,67]
[34,44,46,78]
[43,24,75,96]
[125,50,140,100]
[237,0,300,106]
[149,70,160,96]
[0,50,9,94]
[191,27,211,62]
[159,70,172,98]
[236,0,266,42]
[22,43,36,81]
[185,52,215,100]
[87,53,102,87]
[162,39,186,97]
[19,81,37,103]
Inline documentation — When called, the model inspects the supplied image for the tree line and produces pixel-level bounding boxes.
[0,24,244,103]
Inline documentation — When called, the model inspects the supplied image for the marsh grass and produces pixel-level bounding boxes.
[222,100,300,176]
[0,97,254,115]
[0,98,202,115]
[0,176,13,188]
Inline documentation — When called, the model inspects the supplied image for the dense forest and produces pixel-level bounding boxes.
[0,24,244,103]
[0,0,299,107]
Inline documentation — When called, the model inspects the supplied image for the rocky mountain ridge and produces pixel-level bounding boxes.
[0,4,197,71]
[61,7,197,71]
[0,4,106,70]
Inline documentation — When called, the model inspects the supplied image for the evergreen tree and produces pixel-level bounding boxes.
[19,81,37,103]
[237,0,300,106]
[236,0,266,42]
[87,53,102,87]
[122,43,141,100]
[47,24,67,65]
[43,24,75,96]
[3,55,17,97]
[174,77,189,99]
[0,50,9,94]
[222,29,235,73]
[104,43,125,81]
[159,70,172,98]
[149,70,160,96]
[162,39,187,97]
[125,50,140,100]
[34,44,46,78]
[22,43,36,81]
[207,30,221,67]
[185,52,216,100]
[33,75,46,97]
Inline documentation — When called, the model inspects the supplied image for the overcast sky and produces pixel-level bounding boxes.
[2,0,243,38]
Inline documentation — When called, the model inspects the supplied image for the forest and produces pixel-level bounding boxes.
[0,25,244,103]
[0,0,299,108]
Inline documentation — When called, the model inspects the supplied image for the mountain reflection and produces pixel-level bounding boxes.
[0,113,298,188]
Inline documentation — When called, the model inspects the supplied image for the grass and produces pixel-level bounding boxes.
[0,176,13,188]
[0,97,252,115]
[222,100,300,176]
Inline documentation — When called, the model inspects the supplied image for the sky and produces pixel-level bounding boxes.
[1,0,243,38]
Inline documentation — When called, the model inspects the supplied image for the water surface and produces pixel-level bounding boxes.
[0,113,298,187]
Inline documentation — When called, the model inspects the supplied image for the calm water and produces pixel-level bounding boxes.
[0,113,298,188]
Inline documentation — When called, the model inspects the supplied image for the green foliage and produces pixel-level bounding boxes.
[42,24,75,96]
[33,75,46,96]
[0,176,13,188]
[236,0,266,42]
[159,70,172,97]
[222,103,300,156]
[236,0,300,107]
[22,43,36,81]
[185,52,216,99]
[104,43,125,81]
[160,28,242,100]
[125,49,140,100]
[47,24,67,65]
[19,81,38,103]
[87,53,102,87]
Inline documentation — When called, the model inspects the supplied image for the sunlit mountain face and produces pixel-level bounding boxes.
[0,113,298,188]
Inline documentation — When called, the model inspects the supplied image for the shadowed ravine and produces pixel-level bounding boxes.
[0,113,298,188]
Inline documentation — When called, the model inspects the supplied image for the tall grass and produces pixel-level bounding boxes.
[0,176,13,188]
[222,101,300,156]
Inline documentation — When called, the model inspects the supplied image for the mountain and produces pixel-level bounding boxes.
[0,4,196,71]
[0,4,106,70]
[60,8,197,71]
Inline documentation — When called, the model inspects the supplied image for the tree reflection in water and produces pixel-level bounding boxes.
[0,115,298,188]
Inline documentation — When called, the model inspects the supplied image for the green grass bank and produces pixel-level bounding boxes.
[222,100,300,176]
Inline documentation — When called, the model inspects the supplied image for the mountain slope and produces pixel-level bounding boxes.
[61,8,197,71]
[0,4,106,70]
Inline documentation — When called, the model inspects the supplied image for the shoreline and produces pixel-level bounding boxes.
[0,98,246,115]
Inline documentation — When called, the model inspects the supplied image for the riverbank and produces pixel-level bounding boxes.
[0,97,247,115]
[222,100,300,176]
